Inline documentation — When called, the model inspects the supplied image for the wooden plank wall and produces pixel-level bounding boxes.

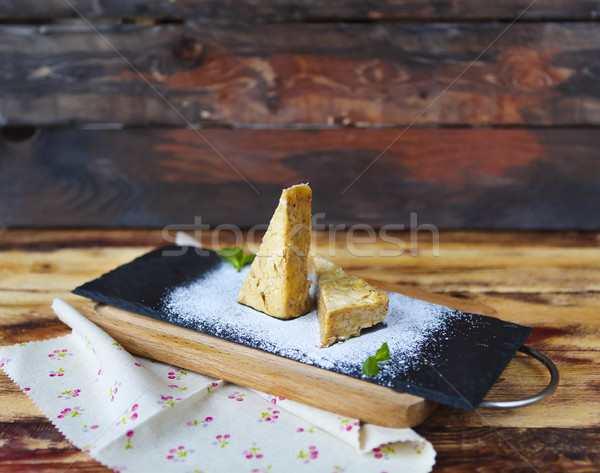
[1,1,599,229]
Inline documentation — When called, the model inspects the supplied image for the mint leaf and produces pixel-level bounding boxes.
[362,342,391,377]
[217,247,255,272]
[217,246,243,259]
[217,247,243,270]
[362,356,379,377]
[241,253,256,267]
[375,342,390,362]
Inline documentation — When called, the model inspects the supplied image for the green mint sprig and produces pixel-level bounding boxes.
[217,247,256,272]
[362,342,391,377]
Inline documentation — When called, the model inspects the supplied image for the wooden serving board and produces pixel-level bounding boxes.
[79,282,499,428]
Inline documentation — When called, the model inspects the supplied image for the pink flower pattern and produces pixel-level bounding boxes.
[58,389,81,400]
[167,370,187,380]
[243,443,264,459]
[158,395,183,408]
[338,418,360,432]
[2,332,431,473]
[109,380,122,402]
[48,349,71,360]
[372,444,396,459]
[258,407,280,424]
[57,406,84,419]
[166,445,194,462]
[267,395,285,405]
[187,416,213,427]
[81,444,94,454]
[227,391,245,402]
[213,434,231,448]
[49,368,65,377]
[412,441,427,454]
[297,445,319,463]
[117,403,139,425]
[296,426,315,434]
[125,430,134,450]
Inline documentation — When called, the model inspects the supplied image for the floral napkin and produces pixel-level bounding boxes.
[0,297,436,473]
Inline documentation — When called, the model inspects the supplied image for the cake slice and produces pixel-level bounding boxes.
[238,184,312,319]
[313,256,389,347]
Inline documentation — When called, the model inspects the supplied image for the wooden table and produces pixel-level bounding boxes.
[1,229,599,472]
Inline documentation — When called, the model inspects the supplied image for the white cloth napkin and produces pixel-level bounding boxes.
[1,299,435,472]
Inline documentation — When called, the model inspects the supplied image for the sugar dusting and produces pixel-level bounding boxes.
[162,262,460,381]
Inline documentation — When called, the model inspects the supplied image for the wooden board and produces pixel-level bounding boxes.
[80,301,433,428]
[77,284,500,428]
[2,127,600,229]
[1,22,599,127]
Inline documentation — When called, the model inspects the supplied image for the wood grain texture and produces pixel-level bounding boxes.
[0,229,599,471]
[2,229,598,250]
[414,427,600,473]
[0,421,105,471]
[1,22,599,126]
[1,0,598,21]
[2,127,600,229]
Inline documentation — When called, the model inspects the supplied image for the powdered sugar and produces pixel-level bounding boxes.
[162,261,458,381]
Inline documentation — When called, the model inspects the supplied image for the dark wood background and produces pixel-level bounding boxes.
[1,1,599,229]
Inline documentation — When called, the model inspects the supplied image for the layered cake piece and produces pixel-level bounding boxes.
[238,184,312,319]
[313,256,389,347]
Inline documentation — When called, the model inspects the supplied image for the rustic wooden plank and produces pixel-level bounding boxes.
[1,234,599,297]
[425,348,600,428]
[0,229,167,250]
[0,422,106,471]
[0,373,49,422]
[358,267,600,295]
[11,244,597,295]
[3,244,599,294]
[1,22,599,126]
[2,127,600,229]
[1,231,598,471]
[0,0,598,21]
[2,229,599,250]
[414,426,600,473]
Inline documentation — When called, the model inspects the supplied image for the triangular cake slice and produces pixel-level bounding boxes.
[312,256,389,347]
[238,184,312,319]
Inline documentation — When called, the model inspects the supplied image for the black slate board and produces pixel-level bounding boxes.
[73,245,532,411]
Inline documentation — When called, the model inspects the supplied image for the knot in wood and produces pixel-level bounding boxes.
[176,37,204,67]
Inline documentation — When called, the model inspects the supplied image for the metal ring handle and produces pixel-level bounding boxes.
[479,345,559,409]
